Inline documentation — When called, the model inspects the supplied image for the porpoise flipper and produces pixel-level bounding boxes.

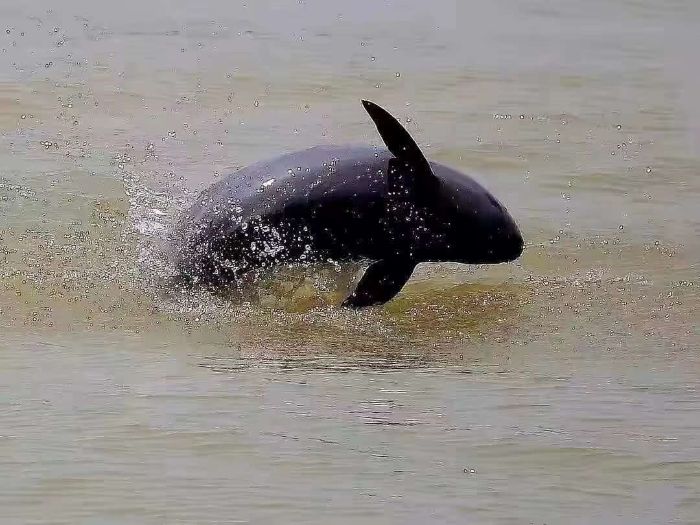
[342,259,416,308]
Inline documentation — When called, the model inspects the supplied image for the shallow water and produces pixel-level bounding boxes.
[1,0,699,523]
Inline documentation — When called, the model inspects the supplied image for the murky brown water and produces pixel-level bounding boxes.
[1,1,699,523]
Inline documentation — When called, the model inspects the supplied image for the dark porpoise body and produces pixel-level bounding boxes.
[176,100,523,307]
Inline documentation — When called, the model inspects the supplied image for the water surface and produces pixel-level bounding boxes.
[1,1,699,523]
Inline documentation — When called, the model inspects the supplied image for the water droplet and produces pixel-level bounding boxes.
[616,124,622,130]
[395,72,400,77]
[253,100,260,107]
[646,167,652,174]
[370,56,375,61]
[20,114,26,119]
[375,83,380,89]
[619,224,624,230]
[168,131,176,138]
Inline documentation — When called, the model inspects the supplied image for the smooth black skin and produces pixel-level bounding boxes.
[176,100,524,308]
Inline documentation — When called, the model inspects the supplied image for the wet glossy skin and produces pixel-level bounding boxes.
[177,144,523,286]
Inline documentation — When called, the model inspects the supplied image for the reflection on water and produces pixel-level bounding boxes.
[1,0,699,523]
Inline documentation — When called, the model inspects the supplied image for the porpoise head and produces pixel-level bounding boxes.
[429,163,523,264]
[361,99,524,266]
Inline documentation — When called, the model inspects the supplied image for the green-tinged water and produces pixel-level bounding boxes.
[1,1,699,523]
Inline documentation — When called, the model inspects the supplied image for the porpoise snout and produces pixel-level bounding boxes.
[503,225,524,262]
[489,213,523,263]
[486,198,523,263]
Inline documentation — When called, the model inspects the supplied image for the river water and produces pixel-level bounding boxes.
[1,1,699,523]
